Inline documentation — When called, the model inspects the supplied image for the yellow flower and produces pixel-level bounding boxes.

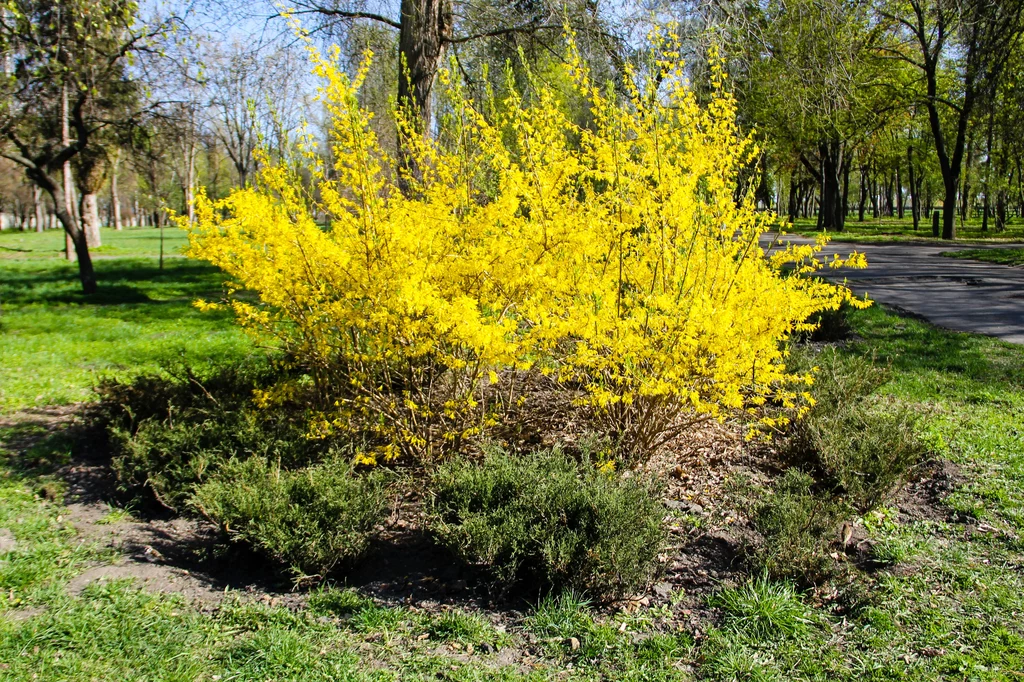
[183,27,868,460]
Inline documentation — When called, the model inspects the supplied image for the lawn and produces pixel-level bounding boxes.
[787,216,1024,244]
[0,224,190,261]
[2,227,1024,680]
[0,227,254,411]
[940,248,1024,267]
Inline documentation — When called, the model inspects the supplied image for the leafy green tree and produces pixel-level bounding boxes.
[728,0,899,230]
[878,0,1024,239]
[0,0,157,292]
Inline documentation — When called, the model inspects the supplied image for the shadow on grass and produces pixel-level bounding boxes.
[845,305,1024,392]
[0,259,227,306]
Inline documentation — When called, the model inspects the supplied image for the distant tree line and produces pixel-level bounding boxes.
[3,0,1024,292]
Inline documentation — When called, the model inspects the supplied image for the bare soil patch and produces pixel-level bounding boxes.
[895,458,965,523]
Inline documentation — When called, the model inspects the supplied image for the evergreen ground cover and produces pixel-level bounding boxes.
[1,237,1024,679]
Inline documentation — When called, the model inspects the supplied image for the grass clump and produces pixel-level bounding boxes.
[191,457,389,580]
[712,575,812,640]
[525,591,595,641]
[424,610,503,646]
[308,587,375,617]
[429,447,664,596]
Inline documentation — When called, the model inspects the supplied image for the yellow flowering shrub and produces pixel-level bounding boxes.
[184,29,868,464]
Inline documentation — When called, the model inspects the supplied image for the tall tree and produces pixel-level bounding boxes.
[726,0,896,230]
[283,0,618,176]
[879,0,1024,239]
[0,0,156,292]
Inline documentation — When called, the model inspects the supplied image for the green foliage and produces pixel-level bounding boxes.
[429,447,664,596]
[190,457,389,580]
[785,347,928,511]
[95,363,321,510]
[711,575,812,640]
[941,248,1024,266]
[748,469,845,584]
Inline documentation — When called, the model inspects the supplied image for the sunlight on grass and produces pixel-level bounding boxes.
[0,251,254,411]
[940,247,1024,266]
[0,225,189,261]
[787,216,1024,243]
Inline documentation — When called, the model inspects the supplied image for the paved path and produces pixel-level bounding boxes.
[764,236,1024,345]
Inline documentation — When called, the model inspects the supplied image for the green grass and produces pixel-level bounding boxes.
[0,231,253,411]
[711,575,812,640]
[940,247,1024,266]
[3,228,1024,679]
[0,224,190,260]
[694,305,1024,680]
[787,216,1024,243]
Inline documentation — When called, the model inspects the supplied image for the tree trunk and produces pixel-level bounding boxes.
[960,134,974,223]
[896,166,904,219]
[841,160,850,225]
[23,162,97,293]
[907,147,920,230]
[788,174,799,222]
[941,175,959,239]
[80,192,102,248]
[33,185,44,233]
[924,65,970,240]
[111,150,123,230]
[870,169,879,219]
[858,166,867,221]
[58,204,96,293]
[397,0,452,184]
[185,142,196,225]
[62,81,76,261]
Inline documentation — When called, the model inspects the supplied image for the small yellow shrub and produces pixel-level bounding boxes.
[184,27,867,463]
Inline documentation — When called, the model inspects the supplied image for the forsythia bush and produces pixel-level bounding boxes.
[185,28,867,463]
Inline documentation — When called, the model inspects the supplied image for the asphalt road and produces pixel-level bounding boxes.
[764,236,1024,345]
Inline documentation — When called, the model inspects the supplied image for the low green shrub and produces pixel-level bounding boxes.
[191,457,389,580]
[803,397,927,510]
[429,447,664,596]
[803,300,854,342]
[94,364,332,510]
[748,469,846,584]
[785,348,927,511]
